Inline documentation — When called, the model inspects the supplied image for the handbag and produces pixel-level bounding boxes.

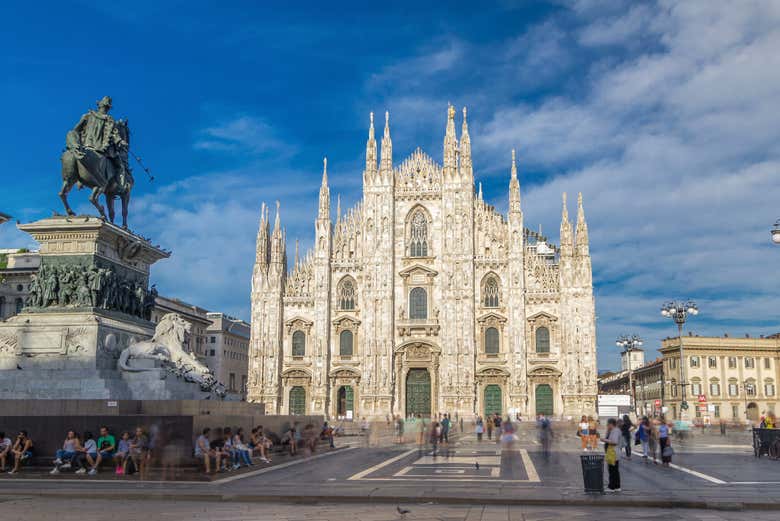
[605,445,617,465]
[662,445,674,458]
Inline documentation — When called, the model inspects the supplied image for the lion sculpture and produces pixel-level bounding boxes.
[118,313,225,397]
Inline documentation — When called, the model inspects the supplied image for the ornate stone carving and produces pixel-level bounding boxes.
[0,332,18,356]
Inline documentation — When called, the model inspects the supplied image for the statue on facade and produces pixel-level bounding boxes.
[118,313,225,396]
[59,96,134,228]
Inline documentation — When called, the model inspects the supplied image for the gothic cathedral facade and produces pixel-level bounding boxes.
[248,106,597,420]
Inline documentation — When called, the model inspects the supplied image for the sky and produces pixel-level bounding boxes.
[2,0,780,371]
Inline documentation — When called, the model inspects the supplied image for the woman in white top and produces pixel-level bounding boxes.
[578,416,590,451]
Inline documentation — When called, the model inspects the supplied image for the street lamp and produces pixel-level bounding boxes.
[616,334,643,416]
[772,220,780,245]
[661,301,699,421]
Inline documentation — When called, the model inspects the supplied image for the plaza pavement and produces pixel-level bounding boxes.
[1,422,779,512]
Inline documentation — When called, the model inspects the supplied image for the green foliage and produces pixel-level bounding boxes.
[0,253,7,269]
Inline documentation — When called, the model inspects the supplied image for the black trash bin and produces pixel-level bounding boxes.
[580,453,605,494]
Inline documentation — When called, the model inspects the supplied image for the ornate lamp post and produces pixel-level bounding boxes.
[771,220,780,245]
[616,335,643,416]
[661,301,699,421]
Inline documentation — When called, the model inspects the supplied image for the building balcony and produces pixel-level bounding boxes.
[397,317,440,337]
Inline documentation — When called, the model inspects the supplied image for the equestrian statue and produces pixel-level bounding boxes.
[59,96,134,228]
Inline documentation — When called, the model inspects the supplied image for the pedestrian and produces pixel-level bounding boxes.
[587,416,599,450]
[395,415,405,444]
[493,414,503,444]
[475,416,484,441]
[658,417,671,467]
[537,414,553,461]
[429,421,441,456]
[620,414,634,459]
[648,419,659,464]
[486,415,494,440]
[415,414,425,447]
[637,417,650,460]
[602,418,622,492]
[578,415,589,451]
[441,414,450,444]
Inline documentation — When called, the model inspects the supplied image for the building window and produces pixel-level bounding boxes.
[535,327,550,353]
[292,331,306,357]
[710,383,720,396]
[14,298,23,314]
[229,373,236,391]
[745,357,755,369]
[210,336,216,343]
[669,358,676,369]
[338,278,356,310]
[708,356,717,368]
[670,380,678,397]
[732,404,739,419]
[485,327,499,354]
[728,357,737,369]
[691,383,702,396]
[483,277,500,308]
[765,358,771,370]
[690,356,699,368]
[241,375,247,393]
[409,287,427,319]
[728,383,738,396]
[339,330,354,357]
[409,210,428,257]
[209,349,215,356]
[745,383,756,397]
[765,383,775,397]
[713,404,720,418]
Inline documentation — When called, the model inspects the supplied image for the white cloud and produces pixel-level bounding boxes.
[194,115,293,156]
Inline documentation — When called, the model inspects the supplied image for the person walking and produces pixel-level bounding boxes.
[475,416,484,441]
[441,414,451,445]
[602,418,622,492]
[587,416,599,451]
[486,415,494,441]
[648,418,659,463]
[637,417,650,460]
[493,414,503,444]
[658,417,671,467]
[620,415,634,460]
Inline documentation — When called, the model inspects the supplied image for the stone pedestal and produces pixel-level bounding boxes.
[0,216,213,400]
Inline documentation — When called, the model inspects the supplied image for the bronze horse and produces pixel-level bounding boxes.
[59,120,134,228]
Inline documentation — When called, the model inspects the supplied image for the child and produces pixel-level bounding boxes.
[114,431,131,475]
[75,432,97,475]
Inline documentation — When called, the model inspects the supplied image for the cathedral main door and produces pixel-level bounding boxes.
[484,384,502,417]
[406,368,431,417]
[535,384,553,416]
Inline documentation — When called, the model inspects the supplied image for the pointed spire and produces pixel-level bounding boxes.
[294,239,299,268]
[575,192,590,257]
[318,157,330,219]
[443,104,458,176]
[380,111,392,178]
[460,107,472,180]
[478,182,483,200]
[273,200,281,235]
[365,112,377,181]
[509,148,521,214]
[560,192,573,254]
[336,194,341,224]
[255,202,269,267]
[271,200,284,266]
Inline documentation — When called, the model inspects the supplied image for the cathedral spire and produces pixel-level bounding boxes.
[255,202,269,268]
[509,149,521,214]
[478,181,483,200]
[560,192,573,255]
[575,192,589,257]
[365,112,377,183]
[271,200,284,266]
[318,157,330,220]
[294,238,299,268]
[460,106,472,180]
[336,194,341,225]
[443,104,458,178]
[380,111,392,181]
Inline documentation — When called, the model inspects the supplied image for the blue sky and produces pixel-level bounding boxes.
[2,0,780,371]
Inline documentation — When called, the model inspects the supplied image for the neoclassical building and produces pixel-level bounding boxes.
[248,106,597,420]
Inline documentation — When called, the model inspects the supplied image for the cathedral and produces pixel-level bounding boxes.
[248,106,597,420]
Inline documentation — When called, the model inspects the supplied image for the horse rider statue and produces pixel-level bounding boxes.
[59,96,134,228]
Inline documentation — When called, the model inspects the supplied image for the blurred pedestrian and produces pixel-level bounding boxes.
[486,415,494,440]
[637,417,650,460]
[578,415,589,451]
[621,414,634,460]
[475,416,484,442]
[602,418,621,492]
[658,417,671,467]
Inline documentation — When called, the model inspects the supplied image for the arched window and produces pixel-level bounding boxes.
[485,327,499,354]
[483,277,500,307]
[535,327,550,353]
[339,278,356,310]
[292,331,306,357]
[409,211,428,257]
[339,330,353,356]
[409,287,427,319]
[14,298,23,314]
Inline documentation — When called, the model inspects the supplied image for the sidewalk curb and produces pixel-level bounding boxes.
[1,490,778,511]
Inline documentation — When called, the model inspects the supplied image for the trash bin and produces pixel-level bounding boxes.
[580,453,605,494]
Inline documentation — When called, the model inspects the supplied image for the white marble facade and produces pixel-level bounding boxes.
[249,106,597,420]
